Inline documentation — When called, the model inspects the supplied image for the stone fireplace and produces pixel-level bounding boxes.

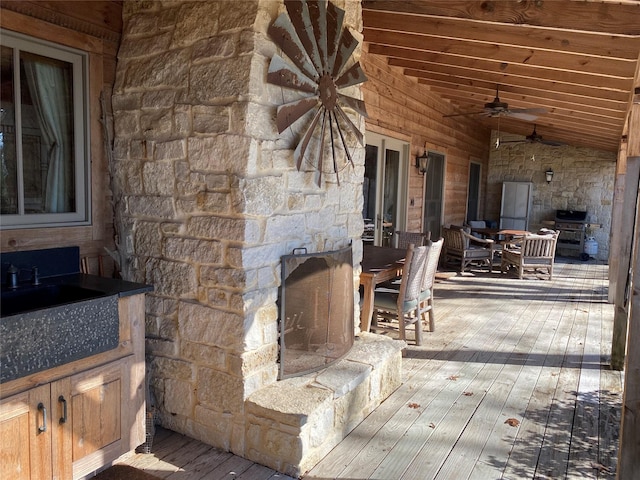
[279,245,354,379]
[111,1,403,476]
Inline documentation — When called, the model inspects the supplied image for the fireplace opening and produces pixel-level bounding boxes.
[278,245,354,379]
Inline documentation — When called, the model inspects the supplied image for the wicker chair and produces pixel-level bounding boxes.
[501,230,559,280]
[419,238,444,332]
[371,244,430,345]
[441,226,494,273]
[392,230,431,249]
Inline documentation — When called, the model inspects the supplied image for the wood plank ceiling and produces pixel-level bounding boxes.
[362,0,640,153]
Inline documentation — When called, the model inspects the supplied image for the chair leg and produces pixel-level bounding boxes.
[426,295,435,332]
[414,318,423,346]
[398,313,406,341]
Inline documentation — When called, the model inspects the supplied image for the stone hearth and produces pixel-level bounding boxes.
[246,333,404,477]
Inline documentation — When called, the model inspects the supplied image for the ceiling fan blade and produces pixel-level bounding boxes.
[505,112,540,121]
[511,108,548,115]
[540,139,566,146]
[443,110,486,118]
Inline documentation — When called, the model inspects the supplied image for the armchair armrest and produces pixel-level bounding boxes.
[461,229,494,245]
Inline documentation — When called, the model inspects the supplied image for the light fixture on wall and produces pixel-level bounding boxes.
[545,168,554,184]
[416,150,430,175]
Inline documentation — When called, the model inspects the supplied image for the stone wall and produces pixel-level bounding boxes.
[111,0,367,466]
[487,131,616,260]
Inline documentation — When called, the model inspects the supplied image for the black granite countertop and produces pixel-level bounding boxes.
[41,273,153,298]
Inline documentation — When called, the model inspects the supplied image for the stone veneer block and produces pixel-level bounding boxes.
[244,333,405,477]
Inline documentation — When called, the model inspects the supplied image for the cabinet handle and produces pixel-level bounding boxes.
[58,395,67,424]
[37,403,47,433]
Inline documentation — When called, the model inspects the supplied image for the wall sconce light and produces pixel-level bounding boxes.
[545,168,554,184]
[416,150,430,175]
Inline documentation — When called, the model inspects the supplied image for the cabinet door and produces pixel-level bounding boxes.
[0,385,52,480]
[51,377,73,480]
[69,360,127,478]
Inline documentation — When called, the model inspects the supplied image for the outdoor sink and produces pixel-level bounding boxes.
[1,284,120,383]
[1,283,107,317]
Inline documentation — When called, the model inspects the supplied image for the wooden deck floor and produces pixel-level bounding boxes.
[116,258,621,480]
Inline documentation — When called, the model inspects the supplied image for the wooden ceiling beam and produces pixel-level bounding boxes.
[492,120,618,151]
[424,82,626,117]
[441,102,622,134]
[428,85,626,119]
[378,45,631,94]
[408,68,629,103]
[436,98,623,130]
[364,29,636,79]
[361,1,639,153]
[363,9,640,60]
[361,0,640,35]
[380,49,632,93]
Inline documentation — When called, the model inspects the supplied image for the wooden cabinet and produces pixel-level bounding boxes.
[0,294,146,480]
[0,384,54,480]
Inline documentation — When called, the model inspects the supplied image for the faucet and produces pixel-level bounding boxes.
[6,264,18,289]
[5,264,41,288]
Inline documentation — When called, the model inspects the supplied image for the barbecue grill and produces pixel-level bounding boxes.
[554,210,587,255]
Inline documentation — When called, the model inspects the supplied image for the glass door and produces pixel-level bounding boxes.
[466,162,481,222]
[363,133,408,246]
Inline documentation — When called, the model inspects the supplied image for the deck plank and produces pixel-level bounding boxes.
[403,278,565,480]
[467,280,568,479]
[336,288,523,479]
[113,259,618,480]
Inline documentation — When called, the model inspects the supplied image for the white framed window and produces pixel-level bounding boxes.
[0,29,90,229]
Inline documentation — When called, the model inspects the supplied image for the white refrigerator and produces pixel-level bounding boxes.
[499,182,533,230]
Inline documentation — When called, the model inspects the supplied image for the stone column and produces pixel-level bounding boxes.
[112,0,365,457]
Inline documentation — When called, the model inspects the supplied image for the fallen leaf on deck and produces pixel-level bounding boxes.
[505,418,520,427]
[429,423,436,428]
[448,375,459,381]
[590,462,610,473]
[463,391,473,396]
[408,403,420,409]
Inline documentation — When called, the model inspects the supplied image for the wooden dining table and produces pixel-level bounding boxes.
[360,245,406,333]
[470,227,531,243]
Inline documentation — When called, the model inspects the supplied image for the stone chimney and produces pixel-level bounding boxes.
[109,2,401,474]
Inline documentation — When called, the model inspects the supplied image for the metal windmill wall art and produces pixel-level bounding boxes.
[267,0,368,186]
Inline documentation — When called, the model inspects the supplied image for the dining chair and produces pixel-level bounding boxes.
[371,243,430,345]
[392,230,431,249]
[501,230,559,280]
[419,237,444,332]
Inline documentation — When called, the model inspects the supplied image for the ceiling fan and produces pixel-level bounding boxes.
[499,125,565,147]
[444,86,548,122]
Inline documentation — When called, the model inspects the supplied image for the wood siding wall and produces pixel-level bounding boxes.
[0,2,122,274]
[361,45,492,233]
